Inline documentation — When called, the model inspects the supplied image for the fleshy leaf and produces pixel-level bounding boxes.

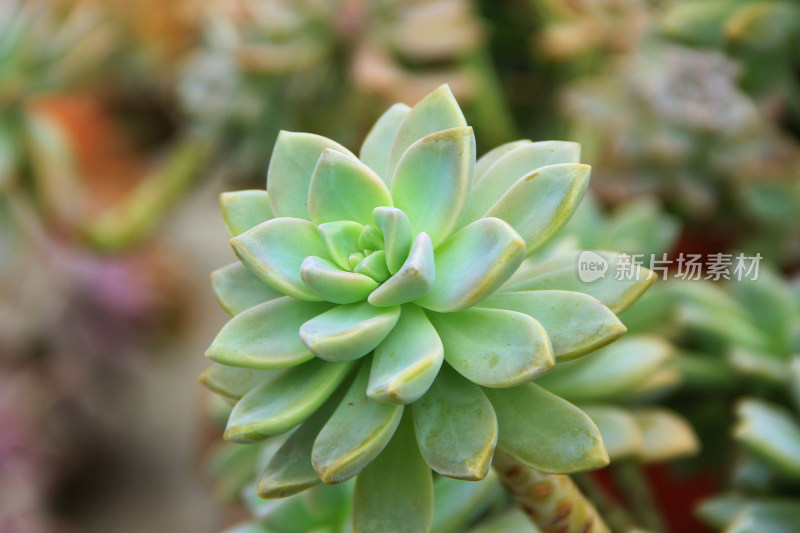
[734,398,800,479]
[536,335,673,402]
[479,290,626,361]
[354,250,391,282]
[368,232,435,307]
[312,362,403,483]
[220,190,274,237]
[391,127,475,246]
[368,305,444,404]
[462,141,581,224]
[231,218,330,301]
[427,308,554,388]
[358,224,384,251]
[485,383,609,473]
[360,103,410,182]
[200,364,277,400]
[633,408,699,462]
[308,149,393,226]
[317,221,364,270]
[207,297,332,369]
[258,387,343,498]
[416,218,526,312]
[504,251,657,313]
[386,84,467,178]
[225,359,353,443]
[431,474,504,533]
[267,131,353,219]
[300,302,401,362]
[581,405,644,461]
[374,206,413,274]
[211,262,283,315]
[300,256,379,304]
[486,164,590,253]
[413,366,497,480]
[352,414,433,533]
[474,140,531,184]
[726,501,800,533]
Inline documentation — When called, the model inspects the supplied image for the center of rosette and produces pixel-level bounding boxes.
[299,206,435,307]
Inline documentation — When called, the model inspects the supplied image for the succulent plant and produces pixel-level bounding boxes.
[661,0,800,127]
[202,85,656,531]
[530,0,650,62]
[698,388,800,533]
[0,0,116,189]
[180,0,515,181]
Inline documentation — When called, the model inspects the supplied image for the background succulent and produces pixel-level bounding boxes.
[202,85,655,531]
[179,0,515,182]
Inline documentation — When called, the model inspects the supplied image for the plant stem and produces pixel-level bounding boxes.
[493,448,611,533]
[612,462,665,533]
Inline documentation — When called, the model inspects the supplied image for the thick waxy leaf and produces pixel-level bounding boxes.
[312,363,403,483]
[207,298,332,368]
[486,164,590,253]
[231,218,330,301]
[479,290,626,361]
[427,308,553,388]
[354,250,391,282]
[360,103,410,181]
[672,281,771,352]
[413,366,497,480]
[200,364,277,400]
[726,501,800,533]
[431,474,504,533]
[468,509,540,533]
[536,335,673,402]
[731,268,795,354]
[697,494,749,531]
[734,399,800,479]
[581,405,643,460]
[300,302,401,362]
[417,218,526,312]
[462,141,581,224]
[220,190,274,237]
[504,251,657,313]
[349,252,365,268]
[243,482,334,533]
[211,262,282,315]
[485,383,609,473]
[474,140,531,184]
[225,359,353,443]
[352,415,433,533]
[374,207,413,274]
[308,149,393,226]
[386,84,467,178]
[258,388,342,498]
[300,256,378,304]
[267,131,353,219]
[368,233,435,307]
[317,221,363,270]
[601,196,680,260]
[358,224,384,251]
[391,127,475,246]
[633,408,699,462]
[369,305,443,404]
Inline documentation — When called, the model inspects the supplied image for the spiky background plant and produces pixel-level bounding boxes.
[683,275,800,532]
[202,84,657,532]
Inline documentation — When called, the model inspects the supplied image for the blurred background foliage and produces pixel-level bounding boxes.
[0,0,799,532]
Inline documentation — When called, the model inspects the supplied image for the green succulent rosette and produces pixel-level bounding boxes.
[202,85,655,531]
